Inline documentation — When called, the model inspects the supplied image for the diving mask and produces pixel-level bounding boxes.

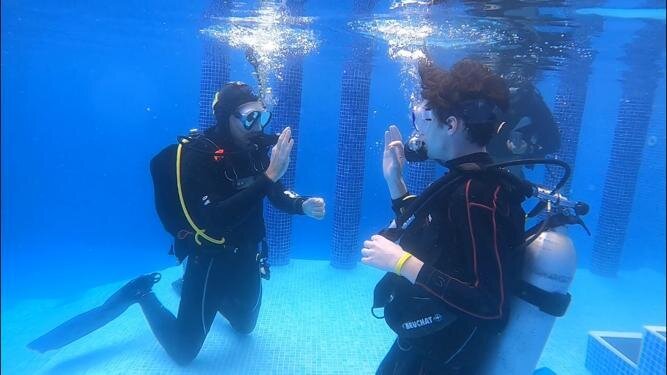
[411,101,435,133]
[247,87,275,130]
[234,107,272,130]
[232,86,275,131]
[404,102,434,162]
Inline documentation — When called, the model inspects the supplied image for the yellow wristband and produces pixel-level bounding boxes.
[395,252,413,275]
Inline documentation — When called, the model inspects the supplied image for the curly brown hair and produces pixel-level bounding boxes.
[418,59,509,146]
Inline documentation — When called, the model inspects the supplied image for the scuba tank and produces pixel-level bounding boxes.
[480,163,589,375]
[480,226,576,375]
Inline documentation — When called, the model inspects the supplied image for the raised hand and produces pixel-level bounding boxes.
[383,125,406,183]
[265,127,294,182]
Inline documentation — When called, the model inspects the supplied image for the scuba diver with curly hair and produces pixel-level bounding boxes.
[362,59,526,374]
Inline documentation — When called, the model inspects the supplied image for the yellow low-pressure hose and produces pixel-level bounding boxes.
[176,143,226,246]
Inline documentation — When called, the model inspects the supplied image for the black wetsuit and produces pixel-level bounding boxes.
[27,129,307,364]
[376,153,525,375]
[143,129,306,365]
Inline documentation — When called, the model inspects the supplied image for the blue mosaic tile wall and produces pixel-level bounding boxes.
[331,0,377,269]
[633,73,666,273]
[591,21,666,277]
[642,0,665,7]
[586,333,639,375]
[639,327,666,375]
[198,2,231,130]
[265,55,305,266]
[405,161,436,196]
[542,16,602,196]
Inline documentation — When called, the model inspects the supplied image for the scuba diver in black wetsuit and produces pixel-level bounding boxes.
[361,59,526,374]
[487,81,561,178]
[27,81,326,365]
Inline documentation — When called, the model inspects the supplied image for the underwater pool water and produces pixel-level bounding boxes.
[2,0,665,374]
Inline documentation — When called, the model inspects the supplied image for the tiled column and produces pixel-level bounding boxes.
[199,1,232,130]
[591,21,666,277]
[265,55,305,266]
[405,161,436,195]
[330,0,377,269]
[542,15,602,195]
[632,67,666,273]
[262,0,307,265]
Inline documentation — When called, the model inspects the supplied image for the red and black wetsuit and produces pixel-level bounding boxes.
[377,152,526,375]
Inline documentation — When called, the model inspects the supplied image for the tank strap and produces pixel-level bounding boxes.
[516,281,571,317]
